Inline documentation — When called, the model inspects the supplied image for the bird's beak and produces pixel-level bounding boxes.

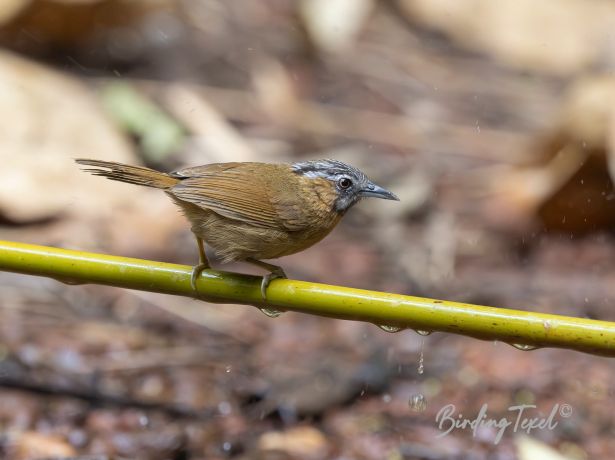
[360,182,399,201]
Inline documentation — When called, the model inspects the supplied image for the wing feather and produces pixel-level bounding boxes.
[169,163,305,230]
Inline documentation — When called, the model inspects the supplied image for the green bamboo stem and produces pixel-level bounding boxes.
[1,240,615,356]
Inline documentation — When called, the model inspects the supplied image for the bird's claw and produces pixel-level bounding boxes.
[191,263,210,292]
[261,268,287,300]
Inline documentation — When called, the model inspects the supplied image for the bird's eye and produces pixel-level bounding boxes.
[338,177,352,189]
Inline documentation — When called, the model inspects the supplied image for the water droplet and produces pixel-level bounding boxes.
[415,330,432,336]
[378,324,403,333]
[138,415,149,427]
[218,401,232,415]
[509,343,538,351]
[418,339,425,375]
[409,393,427,412]
[259,308,283,318]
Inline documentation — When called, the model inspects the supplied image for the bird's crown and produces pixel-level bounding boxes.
[291,159,367,183]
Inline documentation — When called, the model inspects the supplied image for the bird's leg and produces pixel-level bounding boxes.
[245,258,287,299]
[191,236,211,291]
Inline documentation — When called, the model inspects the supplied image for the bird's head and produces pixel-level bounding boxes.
[292,159,399,213]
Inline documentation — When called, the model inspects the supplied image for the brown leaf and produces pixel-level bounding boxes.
[0,0,176,53]
[0,0,29,26]
[0,51,140,223]
[300,0,374,54]
[258,426,329,459]
[7,430,77,460]
[398,0,615,75]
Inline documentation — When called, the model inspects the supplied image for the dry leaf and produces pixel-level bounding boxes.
[0,0,30,26]
[300,0,374,54]
[516,435,574,460]
[398,0,615,75]
[0,51,141,223]
[7,430,77,460]
[258,426,329,459]
[560,76,615,151]
[480,76,615,233]
[0,51,186,254]
[163,84,258,163]
[0,0,176,54]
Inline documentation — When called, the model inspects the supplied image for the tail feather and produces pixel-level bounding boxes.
[75,159,178,189]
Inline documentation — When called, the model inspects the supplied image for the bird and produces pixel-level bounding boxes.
[75,158,399,298]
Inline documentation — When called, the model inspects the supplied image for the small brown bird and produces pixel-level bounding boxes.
[76,159,398,298]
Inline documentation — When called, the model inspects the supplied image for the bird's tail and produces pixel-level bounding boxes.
[75,159,179,189]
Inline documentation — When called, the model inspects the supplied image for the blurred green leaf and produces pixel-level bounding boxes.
[100,82,185,162]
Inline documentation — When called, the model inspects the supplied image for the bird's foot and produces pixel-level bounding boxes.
[191,263,210,292]
[261,267,287,300]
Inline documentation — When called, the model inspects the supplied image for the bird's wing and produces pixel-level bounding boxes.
[169,163,305,230]
[170,163,245,179]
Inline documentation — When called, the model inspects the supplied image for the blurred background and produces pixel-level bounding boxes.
[0,0,614,458]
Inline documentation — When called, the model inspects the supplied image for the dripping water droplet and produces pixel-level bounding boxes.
[510,343,538,351]
[416,330,432,336]
[417,338,425,375]
[409,393,427,412]
[259,308,283,318]
[378,324,403,333]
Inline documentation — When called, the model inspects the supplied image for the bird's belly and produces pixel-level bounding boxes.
[190,209,339,262]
